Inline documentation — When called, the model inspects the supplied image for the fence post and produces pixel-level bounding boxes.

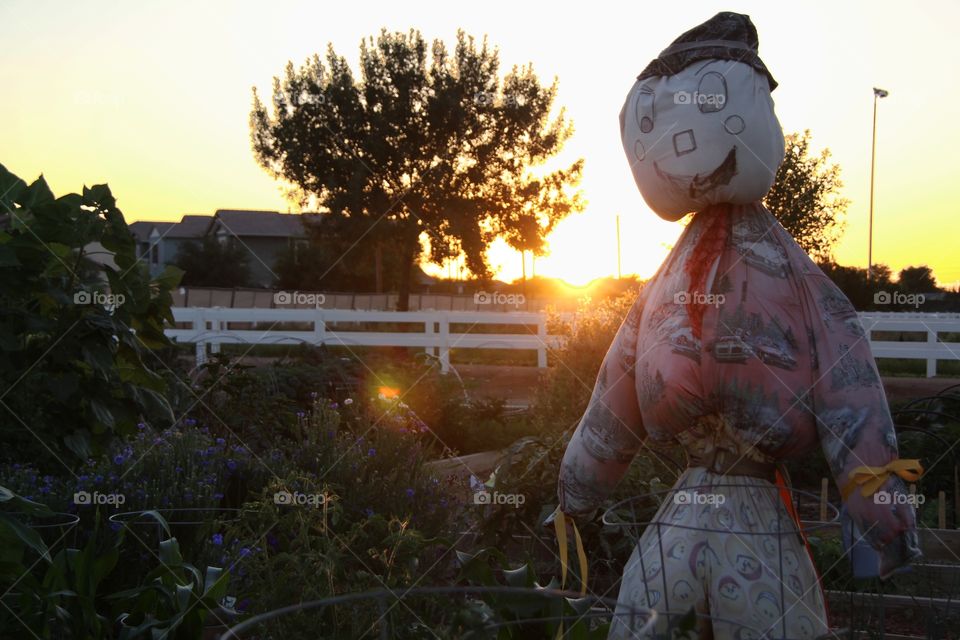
[927,328,937,378]
[210,313,221,355]
[820,478,829,522]
[313,307,326,345]
[439,314,450,373]
[537,314,548,368]
[424,318,436,358]
[194,310,207,367]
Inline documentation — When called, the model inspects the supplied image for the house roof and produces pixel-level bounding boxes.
[170,215,211,238]
[211,210,307,238]
[131,210,313,244]
[129,215,207,242]
[129,221,175,243]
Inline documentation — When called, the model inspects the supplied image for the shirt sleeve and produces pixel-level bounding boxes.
[557,294,648,519]
[803,273,921,578]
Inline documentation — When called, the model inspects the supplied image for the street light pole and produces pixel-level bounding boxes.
[868,87,889,282]
[615,214,622,280]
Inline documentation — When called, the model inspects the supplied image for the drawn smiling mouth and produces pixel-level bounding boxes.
[654,147,738,199]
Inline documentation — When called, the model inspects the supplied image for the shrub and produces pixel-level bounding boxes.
[0,164,181,465]
[533,290,641,435]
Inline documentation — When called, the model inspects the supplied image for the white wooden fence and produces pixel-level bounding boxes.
[166,308,960,376]
[167,307,553,372]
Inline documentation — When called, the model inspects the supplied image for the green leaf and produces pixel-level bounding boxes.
[89,399,116,429]
[158,537,182,566]
[0,513,51,562]
[503,564,531,588]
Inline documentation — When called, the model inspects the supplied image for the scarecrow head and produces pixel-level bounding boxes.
[620,12,785,221]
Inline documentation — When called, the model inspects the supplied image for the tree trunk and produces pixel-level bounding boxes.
[374,242,383,293]
[396,229,419,311]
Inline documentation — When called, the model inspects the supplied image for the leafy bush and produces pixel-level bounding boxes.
[0,164,181,465]
[533,291,641,435]
[172,236,252,288]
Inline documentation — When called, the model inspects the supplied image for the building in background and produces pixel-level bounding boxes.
[130,209,310,287]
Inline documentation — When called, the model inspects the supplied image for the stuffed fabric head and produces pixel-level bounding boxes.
[620,12,785,221]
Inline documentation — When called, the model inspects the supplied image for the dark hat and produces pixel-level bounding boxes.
[637,12,777,91]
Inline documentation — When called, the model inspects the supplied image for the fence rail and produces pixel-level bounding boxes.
[167,308,960,376]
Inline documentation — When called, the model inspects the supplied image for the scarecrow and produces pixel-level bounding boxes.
[554,11,922,639]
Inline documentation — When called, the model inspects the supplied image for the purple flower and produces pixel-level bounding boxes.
[226,459,237,471]
[296,411,306,418]
[364,508,374,517]
[405,488,415,499]
[367,448,376,457]
[212,533,224,546]
[216,438,226,446]
[137,422,147,430]
[239,547,251,557]
[113,454,125,465]
[184,418,197,427]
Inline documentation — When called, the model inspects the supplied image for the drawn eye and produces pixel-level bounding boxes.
[635,85,655,133]
[697,71,727,113]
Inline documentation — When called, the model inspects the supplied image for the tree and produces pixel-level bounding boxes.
[174,237,252,288]
[765,130,848,261]
[898,265,939,294]
[274,216,409,292]
[819,261,892,310]
[250,29,584,310]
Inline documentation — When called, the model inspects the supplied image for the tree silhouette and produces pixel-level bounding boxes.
[765,130,848,261]
[174,237,252,288]
[898,265,939,294]
[250,29,583,309]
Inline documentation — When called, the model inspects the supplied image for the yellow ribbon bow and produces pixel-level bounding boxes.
[553,510,589,640]
[841,459,924,501]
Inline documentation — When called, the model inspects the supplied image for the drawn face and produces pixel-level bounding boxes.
[620,60,785,221]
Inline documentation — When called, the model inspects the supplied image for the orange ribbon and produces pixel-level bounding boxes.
[841,459,924,501]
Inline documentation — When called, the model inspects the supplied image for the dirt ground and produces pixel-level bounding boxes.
[452,364,959,408]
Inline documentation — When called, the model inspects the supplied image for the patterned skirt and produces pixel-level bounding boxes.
[608,467,829,640]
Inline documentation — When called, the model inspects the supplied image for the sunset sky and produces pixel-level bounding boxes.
[2,0,958,288]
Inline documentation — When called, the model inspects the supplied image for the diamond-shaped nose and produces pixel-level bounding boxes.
[673,129,697,157]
